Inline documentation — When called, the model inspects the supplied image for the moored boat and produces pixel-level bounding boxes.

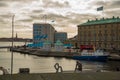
[73,49,109,62]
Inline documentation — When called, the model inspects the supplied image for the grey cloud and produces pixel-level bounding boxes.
[106,1,120,9]
[30,13,69,23]
[91,1,120,17]
[0,2,8,7]
[0,0,7,1]
[111,1,120,5]
[34,13,96,28]
[93,1,106,6]
[0,19,6,24]
[57,23,70,28]
[30,15,42,20]
[30,13,70,27]
[17,18,33,22]
[66,13,97,25]
[102,1,120,17]
[14,24,31,29]
[92,1,120,9]
[0,14,12,25]
[32,9,44,13]
[47,13,69,19]
[64,1,69,6]
[47,13,70,26]
[104,10,120,17]
[0,0,34,2]
[0,14,12,18]
[42,1,70,8]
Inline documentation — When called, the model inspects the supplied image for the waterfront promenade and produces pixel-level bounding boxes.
[0,72,120,80]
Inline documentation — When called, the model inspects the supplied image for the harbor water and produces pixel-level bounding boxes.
[0,42,120,74]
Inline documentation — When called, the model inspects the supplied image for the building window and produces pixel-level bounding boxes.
[104,43,107,48]
[104,30,107,34]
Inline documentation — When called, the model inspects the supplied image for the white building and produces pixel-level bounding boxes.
[54,40,64,51]
[43,40,51,51]
[33,23,55,44]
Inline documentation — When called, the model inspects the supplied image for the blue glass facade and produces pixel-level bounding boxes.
[54,32,67,42]
[33,24,48,44]
[33,23,55,44]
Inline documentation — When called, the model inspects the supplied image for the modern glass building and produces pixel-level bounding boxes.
[33,23,55,44]
[54,32,67,43]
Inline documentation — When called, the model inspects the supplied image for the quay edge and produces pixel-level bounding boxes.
[0,72,120,80]
[10,47,120,61]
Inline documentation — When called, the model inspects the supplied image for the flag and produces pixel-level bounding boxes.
[97,6,103,11]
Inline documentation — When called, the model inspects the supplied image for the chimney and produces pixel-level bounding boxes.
[117,16,119,19]
[112,16,115,19]
[88,19,90,22]
[96,18,98,21]
[102,17,104,20]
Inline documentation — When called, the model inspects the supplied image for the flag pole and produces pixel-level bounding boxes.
[96,6,103,49]
[102,6,104,18]
[97,6,104,18]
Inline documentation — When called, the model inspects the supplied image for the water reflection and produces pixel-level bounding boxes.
[0,42,120,74]
[105,61,120,71]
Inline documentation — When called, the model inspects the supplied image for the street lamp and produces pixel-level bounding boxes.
[11,14,15,74]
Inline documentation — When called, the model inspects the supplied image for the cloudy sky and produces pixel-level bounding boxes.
[0,0,120,38]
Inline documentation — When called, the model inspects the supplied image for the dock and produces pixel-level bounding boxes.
[10,47,120,61]
[108,54,120,61]
[0,72,120,80]
[10,47,79,58]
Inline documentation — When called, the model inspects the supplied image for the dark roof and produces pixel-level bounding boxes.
[78,16,120,26]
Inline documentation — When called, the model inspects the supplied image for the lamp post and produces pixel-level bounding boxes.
[11,14,15,74]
